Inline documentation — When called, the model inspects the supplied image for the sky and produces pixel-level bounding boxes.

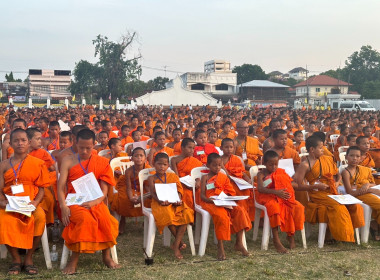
[1,0,379,82]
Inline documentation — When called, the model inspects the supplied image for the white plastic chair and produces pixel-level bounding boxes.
[98,149,111,157]
[124,143,133,153]
[1,225,52,269]
[112,130,119,136]
[330,134,340,149]
[299,152,309,158]
[110,157,133,176]
[250,166,307,250]
[139,168,195,258]
[190,167,246,256]
[145,149,151,158]
[338,146,349,154]
[60,242,118,270]
[339,152,347,165]
[300,146,307,154]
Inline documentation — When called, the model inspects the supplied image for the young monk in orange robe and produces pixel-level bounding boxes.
[342,146,380,241]
[94,131,109,154]
[26,128,56,225]
[257,150,305,253]
[148,153,194,259]
[193,130,218,164]
[166,128,182,156]
[171,138,203,209]
[148,131,174,164]
[120,125,133,147]
[42,121,60,151]
[293,131,306,153]
[111,147,151,234]
[357,136,376,168]
[0,129,50,275]
[1,118,27,160]
[58,129,120,275]
[221,138,255,221]
[199,153,251,260]
[270,129,300,168]
[294,136,364,243]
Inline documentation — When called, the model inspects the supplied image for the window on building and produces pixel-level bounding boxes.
[215,84,228,91]
[54,85,68,92]
[191,83,205,90]
[316,88,321,92]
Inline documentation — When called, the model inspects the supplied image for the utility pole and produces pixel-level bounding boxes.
[162,65,169,77]
[306,64,309,105]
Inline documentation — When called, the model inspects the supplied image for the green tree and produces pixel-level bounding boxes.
[124,80,148,98]
[69,60,101,97]
[5,72,22,82]
[232,64,268,85]
[361,80,380,99]
[146,76,169,91]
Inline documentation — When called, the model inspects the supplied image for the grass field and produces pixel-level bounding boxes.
[1,219,380,280]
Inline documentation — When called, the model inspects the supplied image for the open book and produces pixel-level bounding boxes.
[66,172,103,205]
[5,195,36,217]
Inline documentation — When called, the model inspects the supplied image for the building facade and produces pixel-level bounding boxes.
[289,67,308,80]
[28,69,71,99]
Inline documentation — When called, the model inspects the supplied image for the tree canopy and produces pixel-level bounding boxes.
[4,72,22,82]
[232,64,268,85]
[320,45,380,99]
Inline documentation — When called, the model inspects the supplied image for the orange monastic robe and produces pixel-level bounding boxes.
[29,149,56,225]
[360,152,375,168]
[279,146,301,164]
[47,137,60,151]
[305,155,364,242]
[176,157,203,209]
[121,136,133,147]
[224,155,255,221]
[349,166,380,224]
[199,172,252,240]
[151,172,194,233]
[323,146,334,158]
[257,168,304,235]
[111,164,151,217]
[294,141,305,153]
[62,155,118,253]
[0,155,50,249]
[235,136,263,166]
[173,142,182,156]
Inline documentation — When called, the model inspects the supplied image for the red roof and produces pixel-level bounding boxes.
[294,75,351,87]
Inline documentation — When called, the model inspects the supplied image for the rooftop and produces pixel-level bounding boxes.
[294,75,351,87]
[289,67,307,73]
[240,80,289,88]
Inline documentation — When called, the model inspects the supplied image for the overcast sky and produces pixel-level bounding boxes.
[1,0,379,82]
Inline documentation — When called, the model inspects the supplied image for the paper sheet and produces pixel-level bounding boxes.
[278,159,295,177]
[155,183,180,203]
[213,200,237,207]
[71,172,103,202]
[328,194,363,205]
[132,141,148,149]
[180,175,194,188]
[5,195,35,216]
[210,191,249,201]
[229,176,253,190]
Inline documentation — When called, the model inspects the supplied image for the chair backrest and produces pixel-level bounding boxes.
[249,166,259,180]
[338,146,349,154]
[330,134,340,144]
[110,157,133,175]
[299,152,309,158]
[98,149,110,157]
[190,166,209,206]
[338,164,348,174]
[145,149,151,158]
[301,130,307,140]
[300,146,307,154]
[339,152,347,165]
[124,143,133,153]
[112,130,119,136]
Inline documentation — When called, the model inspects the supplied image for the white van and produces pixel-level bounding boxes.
[339,100,376,111]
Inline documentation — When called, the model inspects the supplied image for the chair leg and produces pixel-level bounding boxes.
[110,246,118,264]
[163,227,171,247]
[60,244,70,270]
[186,224,196,256]
[0,244,7,259]
[242,230,247,250]
[318,223,327,248]
[194,212,202,245]
[213,230,218,245]
[145,215,157,258]
[301,227,307,249]
[198,214,211,256]
[360,204,372,244]
[41,225,52,269]
[305,222,312,239]
[261,211,270,250]
[143,216,148,248]
[355,228,360,245]
[252,209,261,241]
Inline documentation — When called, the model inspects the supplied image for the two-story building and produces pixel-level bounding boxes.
[289,67,308,80]
[28,69,71,99]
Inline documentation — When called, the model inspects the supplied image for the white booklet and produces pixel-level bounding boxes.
[155,183,180,203]
[5,195,36,217]
[180,175,194,188]
[71,172,103,202]
[328,194,363,205]
[278,159,295,177]
[229,176,253,190]
[132,141,148,149]
[210,191,249,201]
[212,191,237,207]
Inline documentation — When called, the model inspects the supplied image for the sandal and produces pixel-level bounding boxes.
[8,263,21,275]
[23,264,38,275]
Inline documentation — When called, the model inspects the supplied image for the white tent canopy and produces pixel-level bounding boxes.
[135,77,221,107]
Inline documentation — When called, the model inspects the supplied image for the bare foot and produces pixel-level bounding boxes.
[62,261,77,275]
[274,240,288,254]
[234,244,250,256]
[179,242,187,250]
[103,255,121,269]
[287,236,296,250]
[217,245,226,261]
[174,248,183,260]
[119,218,126,235]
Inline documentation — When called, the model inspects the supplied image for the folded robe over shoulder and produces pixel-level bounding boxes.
[62,155,119,253]
[0,155,50,249]
[199,172,251,241]
[151,172,194,234]
[235,136,262,166]
[257,168,304,235]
